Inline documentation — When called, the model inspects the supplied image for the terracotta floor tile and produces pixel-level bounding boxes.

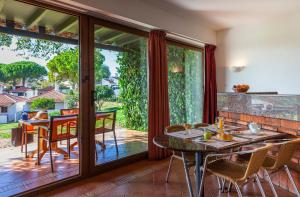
[44,159,297,197]
[0,129,147,197]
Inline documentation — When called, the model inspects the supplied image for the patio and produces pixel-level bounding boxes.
[0,128,147,196]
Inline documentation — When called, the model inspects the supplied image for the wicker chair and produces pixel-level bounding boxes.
[239,138,300,197]
[200,144,273,197]
[165,125,195,183]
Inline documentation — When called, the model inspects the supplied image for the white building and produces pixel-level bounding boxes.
[26,90,67,111]
[9,87,37,98]
[0,93,27,123]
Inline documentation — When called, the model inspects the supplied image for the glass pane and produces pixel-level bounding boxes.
[168,44,204,125]
[0,0,80,195]
[94,25,148,165]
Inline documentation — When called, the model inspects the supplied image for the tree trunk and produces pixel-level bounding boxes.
[22,77,26,87]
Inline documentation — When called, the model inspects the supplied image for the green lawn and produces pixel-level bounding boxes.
[0,122,18,139]
[101,102,125,127]
[0,102,127,139]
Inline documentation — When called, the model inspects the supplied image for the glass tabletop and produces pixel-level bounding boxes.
[153,131,288,153]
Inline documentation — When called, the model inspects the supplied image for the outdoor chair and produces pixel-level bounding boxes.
[21,111,48,157]
[95,111,117,160]
[60,108,79,145]
[199,144,273,197]
[238,138,300,197]
[164,125,195,183]
[37,114,78,172]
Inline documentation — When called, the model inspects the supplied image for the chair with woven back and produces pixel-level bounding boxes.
[21,111,48,156]
[37,114,78,172]
[95,110,117,159]
[164,125,195,183]
[238,138,300,197]
[200,144,273,197]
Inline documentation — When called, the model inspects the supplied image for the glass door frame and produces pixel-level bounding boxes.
[14,1,206,196]
[88,16,149,174]
[11,0,89,196]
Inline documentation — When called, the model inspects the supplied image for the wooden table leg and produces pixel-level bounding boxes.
[51,142,69,158]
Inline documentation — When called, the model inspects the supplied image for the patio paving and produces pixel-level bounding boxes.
[0,129,147,196]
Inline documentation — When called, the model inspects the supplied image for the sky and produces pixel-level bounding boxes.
[0,37,120,77]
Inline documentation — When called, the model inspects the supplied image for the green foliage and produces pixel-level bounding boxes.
[0,64,7,82]
[0,33,13,48]
[96,64,111,82]
[15,37,71,60]
[95,85,114,111]
[168,45,187,124]
[47,48,79,88]
[167,45,203,125]
[47,48,106,88]
[0,61,47,86]
[117,42,148,131]
[48,110,61,117]
[31,98,55,110]
[65,90,79,108]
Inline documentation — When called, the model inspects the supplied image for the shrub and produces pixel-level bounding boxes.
[31,98,55,110]
[65,90,79,108]
[48,110,60,117]
[95,85,115,111]
[117,44,148,131]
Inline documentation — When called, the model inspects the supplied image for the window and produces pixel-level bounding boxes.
[1,107,7,113]
[167,43,204,125]
[93,24,148,166]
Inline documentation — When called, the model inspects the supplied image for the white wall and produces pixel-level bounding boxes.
[216,12,300,94]
[60,0,216,44]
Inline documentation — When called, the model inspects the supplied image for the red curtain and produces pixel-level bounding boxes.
[203,44,217,124]
[148,30,171,160]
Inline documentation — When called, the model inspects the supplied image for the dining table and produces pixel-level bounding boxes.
[153,126,288,197]
[19,119,69,165]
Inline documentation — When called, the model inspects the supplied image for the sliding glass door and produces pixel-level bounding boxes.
[0,1,81,196]
[91,19,148,167]
[167,42,204,125]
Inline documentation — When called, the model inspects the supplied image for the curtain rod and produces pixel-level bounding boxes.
[165,31,206,47]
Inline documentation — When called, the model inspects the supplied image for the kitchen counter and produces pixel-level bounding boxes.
[218,92,300,121]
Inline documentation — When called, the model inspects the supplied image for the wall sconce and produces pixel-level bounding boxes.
[230,65,246,72]
[171,65,184,73]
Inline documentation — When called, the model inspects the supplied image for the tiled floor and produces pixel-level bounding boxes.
[96,128,148,164]
[0,129,147,196]
[43,159,296,197]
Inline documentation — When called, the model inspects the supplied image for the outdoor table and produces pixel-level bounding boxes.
[153,129,287,197]
[19,119,69,165]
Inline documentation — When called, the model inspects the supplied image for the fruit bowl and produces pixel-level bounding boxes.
[233,84,249,93]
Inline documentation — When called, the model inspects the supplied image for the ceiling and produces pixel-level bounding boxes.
[143,0,300,30]
[0,0,143,52]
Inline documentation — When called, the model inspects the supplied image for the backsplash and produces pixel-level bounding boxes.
[218,92,300,121]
